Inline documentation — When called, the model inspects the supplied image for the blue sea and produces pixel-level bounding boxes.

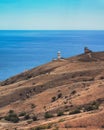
[0,30,104,81]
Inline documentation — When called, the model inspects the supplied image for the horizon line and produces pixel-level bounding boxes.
[0,29,104,31]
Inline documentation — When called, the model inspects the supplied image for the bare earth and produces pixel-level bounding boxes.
[0,51,104,130]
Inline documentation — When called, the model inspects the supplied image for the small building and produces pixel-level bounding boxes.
[84,47,92,54]
[57,51,61,60]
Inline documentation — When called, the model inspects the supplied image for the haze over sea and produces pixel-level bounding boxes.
[0,30,104,81]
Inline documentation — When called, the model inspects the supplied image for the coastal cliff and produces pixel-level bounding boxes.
[0,51,104,130]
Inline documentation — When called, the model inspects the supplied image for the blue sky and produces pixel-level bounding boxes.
[0,0,104,30]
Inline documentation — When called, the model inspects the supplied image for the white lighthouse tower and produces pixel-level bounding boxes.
[57,51,61,60]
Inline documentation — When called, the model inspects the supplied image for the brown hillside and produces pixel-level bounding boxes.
[0,51,104,130]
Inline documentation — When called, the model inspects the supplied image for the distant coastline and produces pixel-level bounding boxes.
[0,30,104,81]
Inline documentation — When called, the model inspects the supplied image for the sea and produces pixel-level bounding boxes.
[0,30,104,81]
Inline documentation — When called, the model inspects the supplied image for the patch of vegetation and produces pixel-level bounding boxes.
[46,123,53,129]
[32,124,52,130]
[31,104,36,109]
[9,110,14,113]
[0,116,3,120]
[64,124,72,128]
[32,115,37,121]
[71,90,76,95]
[84,101,99,112]
[19,111,26,117]
[57,93,62,98]
[78,125,86,128]
[34,126,45,130]
[4,110,19,123]
[63,101,67,104]
[101,125,104,128]
[24,114,30,120]
[58,118,65,122]
[44,112,53,119]
[25,75,32,80]
[69,107,80,115]
[57,111,64,116]
[65,96,68,99]
[99,76,104,80]
[27,120,33,124]
[51,96,57,102]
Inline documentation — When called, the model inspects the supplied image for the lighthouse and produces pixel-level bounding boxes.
[57,51,61,60]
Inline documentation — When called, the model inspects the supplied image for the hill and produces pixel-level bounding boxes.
[0,51,104,130]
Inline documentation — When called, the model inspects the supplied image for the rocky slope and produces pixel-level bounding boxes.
[0,51,104,130]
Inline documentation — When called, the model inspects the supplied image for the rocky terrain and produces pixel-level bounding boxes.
[0,51,104,130]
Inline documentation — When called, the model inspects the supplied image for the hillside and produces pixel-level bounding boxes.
[0,51,104,130]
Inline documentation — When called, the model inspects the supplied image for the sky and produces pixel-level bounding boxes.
[0,0,104,30]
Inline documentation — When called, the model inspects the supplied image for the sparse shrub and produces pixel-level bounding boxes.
[71,90,76,95]
[19,112,26,117]
[24,114,30,120]
[46,123,53,129]
[32,115,37,121]
[44,112,53,119]
[58,119,65,122]
[64,124,72,128]
[101,125,104,128]
[100,76,104,80]
[69,108,80,115]
[57,90,61,92]
[27,120,33,124]
[79,125,86,128]
[65,96,68,99]
[19,93,23,96]
[9,110,14,114]
[31,104,36,109]
[34,124,52,130]
[4,111,19,123]
[32,82,35,85]
[84,101,99,112]
[34,126,42,130]
[0,116,3,120]
[57,93,62,98]
[26,75,32,80]
[84,105,97,111]
[92,101,99,107]
[57,111,64,116]
[51,96,56,102]
[64,101,67,104]
[43,106,47,111]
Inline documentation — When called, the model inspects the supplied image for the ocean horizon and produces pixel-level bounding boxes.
[0,30,104,81]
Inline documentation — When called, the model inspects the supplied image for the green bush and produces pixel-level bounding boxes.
[34,125,51,130]
[24,114,30,120]
[51,96,56,102]
[34,127,41,130]
[44,112,53,119]
[32,115,37,121]
[57,111,64,116]
[84,105,98,111]
[57,93,62,98]
[84,101,99,112]
[4,111,19,123]
[9,110,14,114]
[71,90,76,95]
[19,112,26,117]
[34,126,44,130]
[69,108,80,115]
[31,104,36,109]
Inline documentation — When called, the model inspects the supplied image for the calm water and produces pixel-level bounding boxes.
[0,30,104,81]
